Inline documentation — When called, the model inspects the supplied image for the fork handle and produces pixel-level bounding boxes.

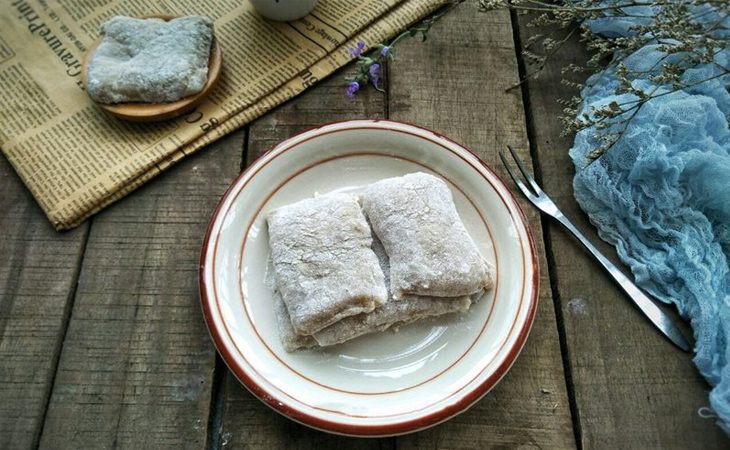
[553,213,691,351]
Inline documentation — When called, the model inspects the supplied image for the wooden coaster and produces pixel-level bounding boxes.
[81,15,223,122]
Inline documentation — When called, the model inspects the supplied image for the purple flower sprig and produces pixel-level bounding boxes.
[344,40,391,98]
[343,2,458,98]
[347,40,366,57]
[346,81,360,98]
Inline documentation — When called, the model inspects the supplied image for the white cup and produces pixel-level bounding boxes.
[250,0,320,22]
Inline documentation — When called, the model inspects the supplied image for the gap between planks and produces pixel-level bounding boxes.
[33,222,92,450]
[507,9,584,450]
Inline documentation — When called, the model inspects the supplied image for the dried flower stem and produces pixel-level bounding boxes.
[344,1,464,97]
[481,0,730,162]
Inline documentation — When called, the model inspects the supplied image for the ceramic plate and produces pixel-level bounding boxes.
[199,120,538,436]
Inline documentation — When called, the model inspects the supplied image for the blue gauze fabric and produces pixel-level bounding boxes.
[568,4,730,433]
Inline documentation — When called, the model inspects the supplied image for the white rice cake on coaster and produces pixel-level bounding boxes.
[267,193,387,336]
[86,15,214,104]
[363,172,494,299]
[275,237,478,352]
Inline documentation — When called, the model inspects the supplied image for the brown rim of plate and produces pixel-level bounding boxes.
[81,14,222,122]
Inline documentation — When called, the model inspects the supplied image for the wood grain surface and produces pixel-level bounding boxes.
[515,15,728,450]
[0,2,727,449]
[0,158,88,450]
[36,130,244,448]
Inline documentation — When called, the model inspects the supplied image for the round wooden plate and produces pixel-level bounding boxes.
[82,15,222,122]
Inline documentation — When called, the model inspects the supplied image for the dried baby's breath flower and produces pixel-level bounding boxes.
[479,0,730,162]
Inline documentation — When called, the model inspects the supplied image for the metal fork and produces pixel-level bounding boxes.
[499,145,692,352]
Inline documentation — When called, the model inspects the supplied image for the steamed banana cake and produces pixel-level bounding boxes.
[266,193,387,336]
[363,172,494,299]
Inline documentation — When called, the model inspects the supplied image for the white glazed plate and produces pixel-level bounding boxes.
[199,120,539,436]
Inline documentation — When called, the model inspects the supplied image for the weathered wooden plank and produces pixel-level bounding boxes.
[220,372,393,450]
[515,16,729,449]
[37,130,245,448]
[217,72,390,449]
[244,78,386,164]
[388,4,576,448]
[0,157,88,450]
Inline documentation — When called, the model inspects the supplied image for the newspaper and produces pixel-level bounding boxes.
[0,0,444,230]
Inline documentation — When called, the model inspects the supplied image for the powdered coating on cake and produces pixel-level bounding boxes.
[311,236,473,347]
[273,289,318,352]
[274,236,474,352]
[86,16,214,103]
[362,172,494,299]
[267,192,387,336]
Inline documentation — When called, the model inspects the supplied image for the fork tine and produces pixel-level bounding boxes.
[499,152,538,202]
[506,145,543,195]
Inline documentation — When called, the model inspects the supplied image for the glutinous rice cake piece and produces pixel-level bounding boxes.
[86,15,214,103]
[363,172,494,299]
[267,192,387,336]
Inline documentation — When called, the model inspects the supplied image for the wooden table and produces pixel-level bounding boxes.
[1,3,727,449]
